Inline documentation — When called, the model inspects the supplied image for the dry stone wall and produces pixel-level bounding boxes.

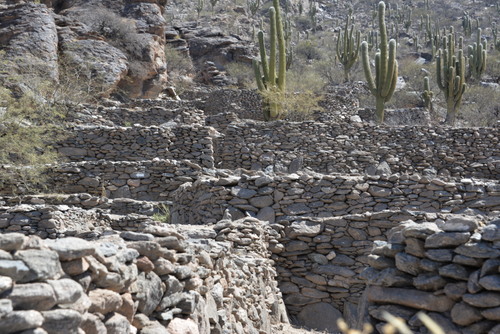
[214,120,500,179]
[56,124,216,168]
[0,159,204,200]
[0,217,286,334]
[172,171,500,225]
[363,216,500,334]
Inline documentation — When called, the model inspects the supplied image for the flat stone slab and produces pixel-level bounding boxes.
[45,238,96,261]
[368,286,454,312]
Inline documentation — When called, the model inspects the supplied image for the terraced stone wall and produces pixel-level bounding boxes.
[171,171,500,225]
[0,159,203,199]
[0,217,287,334]
[214,120,500,179]
[56,124,216,168]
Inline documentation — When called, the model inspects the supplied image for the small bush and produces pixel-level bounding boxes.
[152,203,171,223]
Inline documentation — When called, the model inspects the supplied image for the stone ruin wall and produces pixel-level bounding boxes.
[171,172,500,225]
[52,107,499,183]
[0,218,287,334]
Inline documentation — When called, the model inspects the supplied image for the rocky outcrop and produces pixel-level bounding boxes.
[0,3,59,80]
[0,1,168,99]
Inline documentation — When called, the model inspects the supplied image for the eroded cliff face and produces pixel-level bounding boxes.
[0,0,168,98]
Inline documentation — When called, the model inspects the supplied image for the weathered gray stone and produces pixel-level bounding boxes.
[301,288,329,299]
[297,302,342,332]
[413,273,447,291]
[134,271,163,315]
[371,268,413,287]
[479,275,500,291]
[369,186,391,197]
[231,187,256,199]
[286,241,309,252]
[44,238,95,261]
[41,309,82,334]
[463,292,500,308]
[307,253,328,265]
[0,310,44,333]
[0,233,26,251]
[47,279,84,305]
[283,203,312,215]
[367,286,454,312]
[14,250,62,282]
[367,254,395,270]
[284,293,316,306]
[402,223,441,239]
[7,283,56,311]
[0,260,30,281]
[481,258,500,277]
[481,306,500,321]
[369,304,415,321]
[120,231,155,241]
[404,238,426,257]
[313,264,355,278]
[286,220,322,238]
[425,249,454,262]
[482,223,500,242]
[80,313,107,334]
[105,312,130,334]
[372,242,405,257]
[257,207,275,223]
[444,282,467,300]
[468,270,482,294]
[279,282,300,294]
[451,302,483,326]
[439,264,470,281]
[249,195,273,208]
[425,232,471,248]
[455,242,500,259]
[438,216,480,232]
[395,252,420,276]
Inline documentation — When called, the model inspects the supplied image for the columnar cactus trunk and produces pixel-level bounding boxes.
[361,1,398,124]
[421,76,434,115]
[468,28,487,80]
[336,14,361,82]
[252,0,286,121]
[436,28,466,126]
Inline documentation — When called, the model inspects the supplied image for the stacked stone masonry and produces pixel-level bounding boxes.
[0,217,287,334]
[364,217,500,334]
[171,170,500,225]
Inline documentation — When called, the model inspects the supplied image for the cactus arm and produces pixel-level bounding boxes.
[382,39,397,98]
[268,7,277,88]
[361,41,376,94]
[274,0,286,91]
[378,1,388,93]
[252,58,266,91]
[257,31,269,84]
[385,59,398,102]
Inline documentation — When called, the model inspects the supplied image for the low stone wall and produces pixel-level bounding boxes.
[215,120,500,179]
[0,159,203,200]
[56,124,217,168]
[70,103,204,127]
[363,216,500,334]
[0,194,166,217]
[0,217,287,334]
[0,204,109,239]
[172,171,500,225]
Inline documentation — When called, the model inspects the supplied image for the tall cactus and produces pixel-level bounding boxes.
[252,0,286,121]
[436,28,466,126]
[361,1,398,123]
[468,28,487,80]
[336,14,361,82]
[421,76,434,115]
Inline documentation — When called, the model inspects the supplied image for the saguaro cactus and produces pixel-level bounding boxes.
[468,28,487,80]
[336,14,361,82]
[252,0,286,121]
[436,28,466,126]
[361,1,398,123]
